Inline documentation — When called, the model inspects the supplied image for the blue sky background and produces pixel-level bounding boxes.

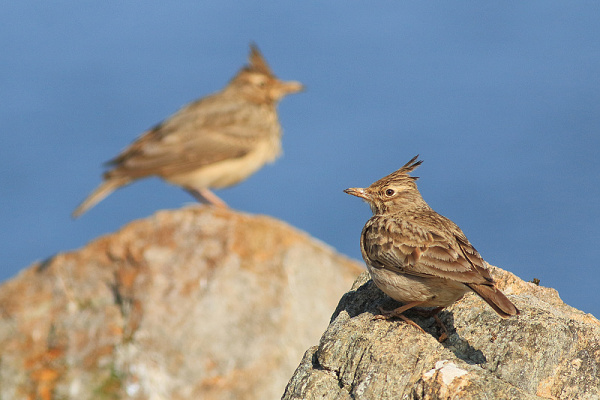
[2,2,599,317]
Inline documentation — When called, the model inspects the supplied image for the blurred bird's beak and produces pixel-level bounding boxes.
[271,80,304,100]
[282,80,304,93]
[344,187,370,201]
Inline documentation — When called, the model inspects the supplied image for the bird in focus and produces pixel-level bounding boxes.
[73,44,303,218]
[344,155,519,338]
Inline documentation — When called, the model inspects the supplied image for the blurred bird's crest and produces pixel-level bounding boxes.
[246,44,273,76]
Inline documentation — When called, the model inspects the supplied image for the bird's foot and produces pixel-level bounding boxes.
[374,301,428,334]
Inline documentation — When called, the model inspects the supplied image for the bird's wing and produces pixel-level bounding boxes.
[106,96,274,179]
[361,214,493,285]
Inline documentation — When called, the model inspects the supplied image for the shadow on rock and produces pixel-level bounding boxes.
[438,311,487,365]
[331,277,486,365]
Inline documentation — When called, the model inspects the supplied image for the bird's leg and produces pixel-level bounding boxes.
[374,300,428,333]
[433,313,449,343]
[186,188,228,208]
[410,306,449,342]
[376,300,428,318]
[410,306,444,318]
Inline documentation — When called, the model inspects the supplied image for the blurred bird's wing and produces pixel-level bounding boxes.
[106,97,271,179]
[361,214,494,285]
[108,127,257,179]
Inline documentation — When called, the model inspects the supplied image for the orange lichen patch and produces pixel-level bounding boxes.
[196,360,280,400]
[101,218,178,264]
[108,323,124,336]
[179,278,200,296]
[82,344,116,369]
[199,374,228,390]
[123,299,144,339]
[24,347,64,369]
[115,267,139,291]
[197,369,249,400]
[203,357,219,372]
[30,367,60,382]
[231,215,302,265]
[25,347,65,400]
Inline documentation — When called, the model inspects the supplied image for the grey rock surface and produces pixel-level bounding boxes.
[283,269,600,400]
[0,207,363,400]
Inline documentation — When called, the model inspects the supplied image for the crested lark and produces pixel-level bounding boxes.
[73,44,303,218]
[345,156,519,337]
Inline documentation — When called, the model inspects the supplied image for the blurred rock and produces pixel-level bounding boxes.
[0,207,362,400]
[283,268,600,400]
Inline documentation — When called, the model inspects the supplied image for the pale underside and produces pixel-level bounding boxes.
[366,264,470,307]
[165,137,281,189]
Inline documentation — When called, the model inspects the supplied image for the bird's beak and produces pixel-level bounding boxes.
[344,187,371,201]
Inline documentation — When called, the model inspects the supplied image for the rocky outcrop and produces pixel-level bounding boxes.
[282,269,600,399]
[0,207,363,400]
[3,206,599,399]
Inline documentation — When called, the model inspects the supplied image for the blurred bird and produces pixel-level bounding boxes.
[73,44,303,218]
[344,156,519,338]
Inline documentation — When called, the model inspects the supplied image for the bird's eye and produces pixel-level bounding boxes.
[385,189,395,197]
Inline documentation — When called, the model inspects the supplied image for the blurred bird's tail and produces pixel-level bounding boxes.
[466,283,520,318]
[72,178,128,218]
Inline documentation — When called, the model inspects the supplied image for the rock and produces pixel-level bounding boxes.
[0,207,363,400]
[282,268,600,400]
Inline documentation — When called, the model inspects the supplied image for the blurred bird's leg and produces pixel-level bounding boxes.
[186,188,228,208]
[374,300,428,333]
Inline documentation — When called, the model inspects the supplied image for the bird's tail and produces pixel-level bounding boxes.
[72,178,128,218]
[466,283,520,318]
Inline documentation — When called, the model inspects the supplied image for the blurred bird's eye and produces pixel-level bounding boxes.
[385,189,395,196]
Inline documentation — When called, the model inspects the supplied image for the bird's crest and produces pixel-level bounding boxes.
[397,155,422,177]
[246,44,273,76]
[374,155,422,187]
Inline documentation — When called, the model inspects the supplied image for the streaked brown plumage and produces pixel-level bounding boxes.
[73,44,303,218]
[344,155,519,336]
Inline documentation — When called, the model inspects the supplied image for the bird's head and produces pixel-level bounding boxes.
[230,44,303,104]
[344,155,428,215]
